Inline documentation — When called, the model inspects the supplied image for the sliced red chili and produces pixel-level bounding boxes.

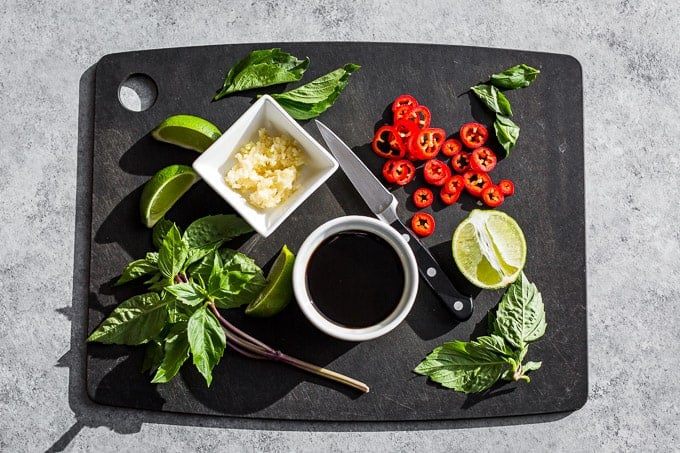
[413,187,434,208]
[440,175,465,205]
[390,159,416,186]
[401,105,431,129]
[393,119,419,155]
[411,212,435,237]
[469,146,497,172]
[481,185,505,207]
[498,179,515,196]
[459,122,489,149]
[463,170,492,197]
[382,160,398,183]
[394,105,414,122]
[372,125,405,159]
[450,151,471,173]
[441,138,463,157]
[423,159,451,186]
[392,94,418,113]
[408,127,446,160]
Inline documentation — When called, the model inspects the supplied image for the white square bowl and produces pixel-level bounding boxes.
[192,95,338,237]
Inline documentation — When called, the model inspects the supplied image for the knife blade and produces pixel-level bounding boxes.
[315,120,473,321]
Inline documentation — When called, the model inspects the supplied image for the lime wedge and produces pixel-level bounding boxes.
[452,209,526,290]
[245,245,295,317]
[151,114,222,152]
[139,164,200,228]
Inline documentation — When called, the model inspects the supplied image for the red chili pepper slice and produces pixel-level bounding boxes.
[390,159,416,186]
[441,138,463,157]
[411,212,435,237]
[440,175,465,205]
[450,151,471,174]
[498,179,515,196]
[393,119,419,155]
[401,105,431,129]
[372,125,405,159]
[463,170,492,197]
[392,94,418,113]
[459,122,489,149]
[481,185,505,207]
[469,146,497,172]
[413,187,434,208]
[382,160,398,183]
[423,159,451,186]
[393,105,414,122]
[408,127,446,160]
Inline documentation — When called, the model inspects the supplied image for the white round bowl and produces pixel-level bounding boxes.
[293,215,419,342]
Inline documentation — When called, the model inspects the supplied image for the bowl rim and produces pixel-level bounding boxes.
[192,94,338,237]
[293,215,419,342]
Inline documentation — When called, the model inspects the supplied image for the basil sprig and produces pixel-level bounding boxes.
[88,215,265,386]
[270,63,361,120]
[414,273,546,394]
[470,63,539,155]
[214,48,310,100]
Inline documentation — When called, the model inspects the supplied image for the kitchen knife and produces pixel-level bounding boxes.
[315,120,473,321]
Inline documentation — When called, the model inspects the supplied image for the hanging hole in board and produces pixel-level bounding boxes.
[118,73,158,112]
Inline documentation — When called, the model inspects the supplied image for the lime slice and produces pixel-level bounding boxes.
[139,164,200,228]
[151,114,222,152]
[245,245,295,317]
[452,209,526,290]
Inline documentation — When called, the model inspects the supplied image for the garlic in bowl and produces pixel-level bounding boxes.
[192,95,338,237]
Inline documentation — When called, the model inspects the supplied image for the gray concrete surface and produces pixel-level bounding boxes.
[1,0,678,451]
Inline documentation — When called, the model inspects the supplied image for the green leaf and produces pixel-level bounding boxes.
[495,272,546,350]
[151,322,190,384]
[142,339,164,373]
[86,293,168,345]
[494,114,520,155]
[523,361,542,373]
[414,337,511,394]
[158,224,188,279]
[187,305,226,387]
[270,63,361,120]
[152,219,175,250]
[470,84,512,116]
[115,258,158,285]
[165,282,206,307]
[490,64,540,89]
[183,214,252,249]
[214,48,310,100]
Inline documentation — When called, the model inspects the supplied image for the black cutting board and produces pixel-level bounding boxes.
[86,42,587,421]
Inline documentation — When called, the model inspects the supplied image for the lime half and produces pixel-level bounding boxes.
[151,114,222,152]
[139,164,200,228]
[245,245,295,317]
[452,209,526,290]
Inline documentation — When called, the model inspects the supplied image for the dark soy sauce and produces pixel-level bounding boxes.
[306,230,405,328]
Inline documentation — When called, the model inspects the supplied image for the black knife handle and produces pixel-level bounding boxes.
[389,219,473,321]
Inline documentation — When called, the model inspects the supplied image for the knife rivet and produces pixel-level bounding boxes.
[426,267,436,277]
[402,233,410,243]
[453,301,464,311]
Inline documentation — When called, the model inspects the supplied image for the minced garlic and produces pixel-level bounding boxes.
[225,128,306,209]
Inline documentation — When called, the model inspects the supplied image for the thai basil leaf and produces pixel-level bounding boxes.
[470,84,513,116]
[494,114,520,155]
[214,48,310,100]
[414,337,511,394]
[490,64,540,89]
[494,272,546,350]
[270,63,361,120]
[86,293,167,345]
[152,218,175,250]
[158,224,188,279]
[188,305,226,387]
[183,214,252,249]
[151,322,190,384]
[165,282,206,307]
[116,258,158,285]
